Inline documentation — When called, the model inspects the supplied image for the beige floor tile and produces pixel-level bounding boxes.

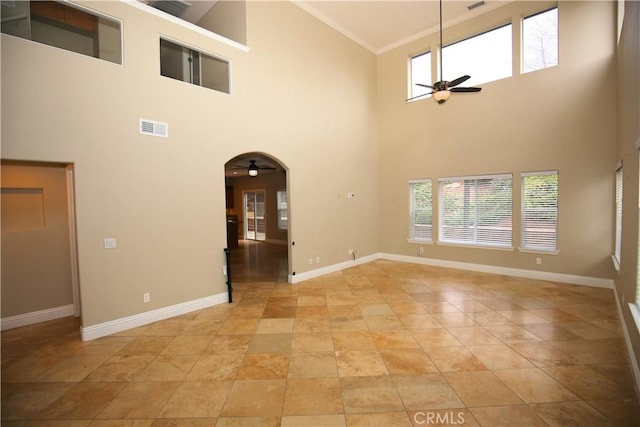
[86,355,154,383]
[283,378,343,415]
[221,379,286,417]
[134,354,198,381]
[412,328,462,349]
[282,414,346,426]
[160,335,212,355]
[398,314,442,329]
[363,315,404,331]
[380,349,438,375]
[444,371,523,407]
[466,344,534,370]
[426,347,487,372]
[340,376,404,413]
[247,333,293,353]
[288,352,337,378]
[40,382,127,419]
[293,317,331,333]
[531,401,615,426]
[291,333,334,352]
[371,330,420,349]
[116,336,173,357]
[237,353,289,379]
[332,331,377,351]
[203,334,253,355]
[37,354,110,382]
[470,404,547,426]
[346,412,411,426]
[186,354,243,380]
[330,317,369,332]
[256,318,295,334]
[394,374,465,410]
[158,380,233,418]
[3,251,635,426]
[493,368,579,403]
[216,416,281,426]
[336,350,389,377]
[446,327,502,346]
[542,365,635,401]
[97,381,180,419]
[1,382,75,420]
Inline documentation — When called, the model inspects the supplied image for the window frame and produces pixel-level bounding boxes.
[408,50,432,102]
[522,6,559,74]
[441,22,513,87]
[520,170,559,253]
[277,190,288,231]
[438,173,514,249]
[159,36,232,94]
[409,179,434,242]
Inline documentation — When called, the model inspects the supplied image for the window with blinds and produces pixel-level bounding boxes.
[409,179,433,241]
[439,174,513,247]
[521,171,558,252]
[614,162,623,265]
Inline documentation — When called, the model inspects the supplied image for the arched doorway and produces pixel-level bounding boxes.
[224,153,290,284]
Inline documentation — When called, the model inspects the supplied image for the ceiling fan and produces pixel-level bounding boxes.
[229,160,276,177]
[409,0,482,104]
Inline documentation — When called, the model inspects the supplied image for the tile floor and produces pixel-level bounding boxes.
[2,243,639,426]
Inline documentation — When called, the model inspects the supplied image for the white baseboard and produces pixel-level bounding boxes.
[1,304,75,331]
[613,289,640,404]
[80,292,229,341]
[379,253,614,288]
[290,253,380,283]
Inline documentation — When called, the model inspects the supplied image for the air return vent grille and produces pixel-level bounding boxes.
[140,119,168,138]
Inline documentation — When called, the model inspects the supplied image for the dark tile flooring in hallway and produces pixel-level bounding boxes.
[2,241,639,426]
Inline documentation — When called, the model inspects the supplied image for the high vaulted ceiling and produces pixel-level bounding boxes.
[295,0,510,54]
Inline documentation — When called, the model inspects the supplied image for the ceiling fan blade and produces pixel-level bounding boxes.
[450,87,482,93]
[448,75,471,88]
[416,83,434,89]
[258,166,276,170]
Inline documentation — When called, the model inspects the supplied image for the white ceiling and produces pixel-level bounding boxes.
[295,0,511,54]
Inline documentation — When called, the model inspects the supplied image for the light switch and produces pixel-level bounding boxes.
[104,238,117,249]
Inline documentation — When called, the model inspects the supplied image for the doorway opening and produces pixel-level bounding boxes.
[0,160,81,330]
[243,190,266,241]
[224,152,290,284]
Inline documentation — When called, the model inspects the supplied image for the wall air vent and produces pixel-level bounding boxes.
[140,119,168,138]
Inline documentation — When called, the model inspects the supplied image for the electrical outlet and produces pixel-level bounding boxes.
[419,247,424,256]
[536,257,542,265]
[308,258,313,265]
[316,256,320,263]
[104,238,116,249]
[143,293,150,303]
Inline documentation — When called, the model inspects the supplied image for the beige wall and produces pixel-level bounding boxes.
[1,0,380,327]
[197,0,247,46]
[377,1,617,279]
[616,0,640,375]
[1,162,74,317]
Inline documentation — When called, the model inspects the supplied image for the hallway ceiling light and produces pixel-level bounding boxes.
[248,162,259,177]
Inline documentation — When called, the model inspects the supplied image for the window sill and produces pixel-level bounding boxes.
[611,255,621,273]
[518,248,560,256]
[629,303,640,335]
[407,239,433,244]
[436,241,514,252]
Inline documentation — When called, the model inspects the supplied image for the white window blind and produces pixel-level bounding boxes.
[439,174,513,247]
[521,171,558,251]
[409,179,433,241]
[615,162,623,264]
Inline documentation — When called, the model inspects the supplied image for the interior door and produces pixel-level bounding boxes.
[244,191,266,241]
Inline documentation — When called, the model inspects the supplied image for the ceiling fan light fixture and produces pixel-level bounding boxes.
[433,90,450,104]
[248,163,259,176]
